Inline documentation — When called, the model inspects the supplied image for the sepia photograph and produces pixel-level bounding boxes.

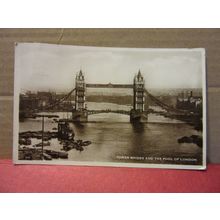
[13,43,206,169]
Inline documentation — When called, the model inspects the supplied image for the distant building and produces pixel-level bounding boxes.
[37,92,54,109]
[19,93,39,111]
[20,91,57,111]
[176,91,202,113]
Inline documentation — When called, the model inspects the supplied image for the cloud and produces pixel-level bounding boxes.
[16,43,204,92]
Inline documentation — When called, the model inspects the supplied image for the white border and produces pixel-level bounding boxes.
[0,0,220,28]
[1,194,220,220]
[13,44,207,170]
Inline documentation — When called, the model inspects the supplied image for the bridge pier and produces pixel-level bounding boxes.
[72,110,88,122]
[130,109,148,123]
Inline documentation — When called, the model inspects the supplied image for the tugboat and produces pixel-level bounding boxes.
[82,140,92,146]
[35,141,51,147]
[43,153,52,160]
[58,121,75,140]
[19,138,31,145]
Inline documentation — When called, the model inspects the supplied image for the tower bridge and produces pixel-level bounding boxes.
[72,69,148,122]
[46,69,195,123]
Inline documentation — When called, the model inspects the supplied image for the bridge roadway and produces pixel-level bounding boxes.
[87,109,176,116]
[87,109,131,115]
[87,108,192,116]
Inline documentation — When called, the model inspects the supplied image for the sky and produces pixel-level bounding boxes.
[15,43,205,93]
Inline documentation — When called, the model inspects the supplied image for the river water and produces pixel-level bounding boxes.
[19,102,203,165]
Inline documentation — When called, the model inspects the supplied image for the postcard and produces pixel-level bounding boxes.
[13,43,206,169]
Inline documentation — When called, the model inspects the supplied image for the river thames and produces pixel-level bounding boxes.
[19,102,203,165]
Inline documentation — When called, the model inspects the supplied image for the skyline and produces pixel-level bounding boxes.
[15,43,205,93]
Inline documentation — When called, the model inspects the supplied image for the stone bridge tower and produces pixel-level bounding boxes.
[130,70,148,122]
[72,69,88,122]
[133,70,145,112]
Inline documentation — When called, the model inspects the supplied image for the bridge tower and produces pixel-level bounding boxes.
[130,70,148,122]
[72,69,88,122]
